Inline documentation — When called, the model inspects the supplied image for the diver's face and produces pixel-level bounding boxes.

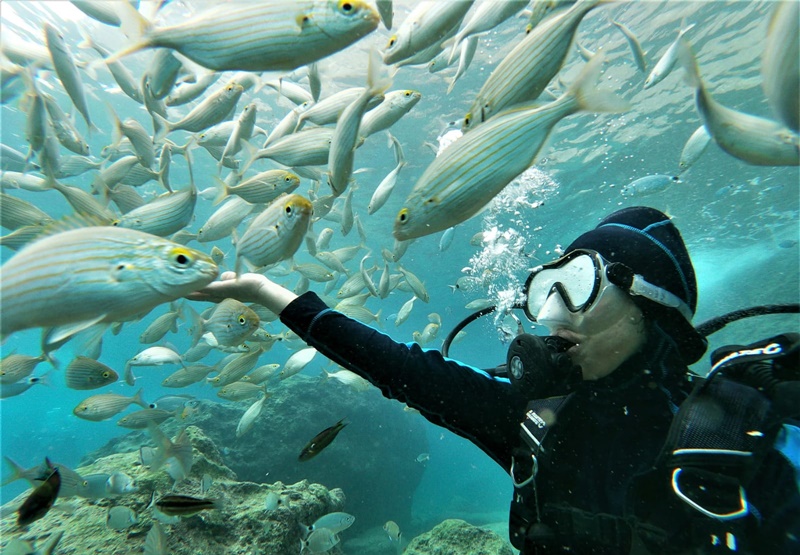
[537,285,647,380]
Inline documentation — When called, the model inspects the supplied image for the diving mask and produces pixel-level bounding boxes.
[522,249,694,324]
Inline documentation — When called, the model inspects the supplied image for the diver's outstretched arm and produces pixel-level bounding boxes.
[188,271,297,316]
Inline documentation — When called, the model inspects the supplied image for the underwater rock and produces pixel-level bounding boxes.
[85,375,429,533]
[403,518,514,555]
[1,424,348,554]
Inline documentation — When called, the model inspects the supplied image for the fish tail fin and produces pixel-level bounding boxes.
[103,4,152,65]
[152,113,170,143]
[238,140,259,175]
[185,305,206,348]
[131,387,149,408]
[2,456,27,486]
[678,18,696,38]
[676,36,702,89]
[211,175,230,206]
[570,53,630,114]
[445,75,458,95]
[367,48,392,98]
[448,34,464,66]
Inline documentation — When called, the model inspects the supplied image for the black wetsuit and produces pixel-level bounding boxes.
[281,292,800,554]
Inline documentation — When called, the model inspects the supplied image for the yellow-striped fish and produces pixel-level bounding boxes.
[187,298,260,347]
[114,1,379,72]
[359,90,421,138]
[463,0,605,131]
[235,194,313,273]
[73,389,149,421]
[65,356,119,390]
[0,226,218,339]
[382,1,473,65]
[395,54,627,241]
[213,170,300,206]
[113,182,197,237]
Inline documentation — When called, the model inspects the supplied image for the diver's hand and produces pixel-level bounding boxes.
[187,271,298,314]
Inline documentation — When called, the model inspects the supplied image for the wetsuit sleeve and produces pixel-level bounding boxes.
[280,291,527,471]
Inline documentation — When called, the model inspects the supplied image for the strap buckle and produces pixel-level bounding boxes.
[511,454,538,488]
[671,468,749,520]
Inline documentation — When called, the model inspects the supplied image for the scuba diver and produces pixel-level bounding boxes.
[190,206,799,554]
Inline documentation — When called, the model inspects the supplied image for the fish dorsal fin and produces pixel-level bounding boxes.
[37,213,116,239]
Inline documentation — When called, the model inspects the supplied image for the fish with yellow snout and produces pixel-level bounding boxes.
[298,418,348,462]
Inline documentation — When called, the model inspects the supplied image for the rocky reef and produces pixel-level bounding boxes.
[1,425,348,554]
[403,519,515,555]
[83,374,430,534]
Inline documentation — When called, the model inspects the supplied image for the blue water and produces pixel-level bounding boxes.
[1,0,798,542]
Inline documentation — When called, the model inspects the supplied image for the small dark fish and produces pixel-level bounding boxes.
[155,494,221,516]
[298,418,347,462]
[17,463,60,527]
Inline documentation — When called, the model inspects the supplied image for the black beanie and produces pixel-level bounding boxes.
[565,206,707,364]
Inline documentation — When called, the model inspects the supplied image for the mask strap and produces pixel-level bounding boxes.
[607,263,694,322]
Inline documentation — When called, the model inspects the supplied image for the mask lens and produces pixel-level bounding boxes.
[526,254,599,317]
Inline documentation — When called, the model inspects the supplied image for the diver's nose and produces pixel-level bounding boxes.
[536,288,573,331]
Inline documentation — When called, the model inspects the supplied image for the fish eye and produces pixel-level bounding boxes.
[103,371,110,378]
[338,0,354,13]
[397,208,409,223]
[170,247,194,267]
[464,113,471,126]
[404,91,411,96]
[285,204,294,215]
[238,316,246,325]
[111,220,120,226]
[387,36,397,48]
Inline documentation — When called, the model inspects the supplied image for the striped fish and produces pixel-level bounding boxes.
[610,18,647,73]
[0,353,47,385]
[235,194,313,273]
[360,90,421,138]
[218,103,258,173]
[213,170,300,206]
[79,32,143,104]
[382,1,473,65]
[463,0,605,131]
[208,347,264,387]
[328,49,391,195]
[154,82,244,141]
[197,196,254,243]
[0,193,53,230]
[395,54,627,241]
[245,127,334,169]
[296,87,373,130]
[43,23,96,133]
[162,364,215,388]
[113,182,197,237]
[114,1,379,72]
[73,388,149,421]
[187,298,260,347]
[0,226,218,339]
[448,1,528,63]
[65,356,119,390]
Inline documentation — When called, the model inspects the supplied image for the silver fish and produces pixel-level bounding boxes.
[396,54,627,240]
[463,0,604,131]
[235,194,314,273]
[42,23,95,132]
[761,1,799,131]
[643,20,695,90]
[113,182,197,237]
[0,226,218,339]
[382,1,474,65]
[115,1,379,72]
[73,389,149,421]
[678,125,712,173]
[197,196,254,243]
[678,37,799,166]
[65,356,119,390]
[155,81,244,140]
[213,170,300,206]
[187,298,260,347]
[610,17,647,73]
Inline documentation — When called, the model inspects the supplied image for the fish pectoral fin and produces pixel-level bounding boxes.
[45,315,108,345]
